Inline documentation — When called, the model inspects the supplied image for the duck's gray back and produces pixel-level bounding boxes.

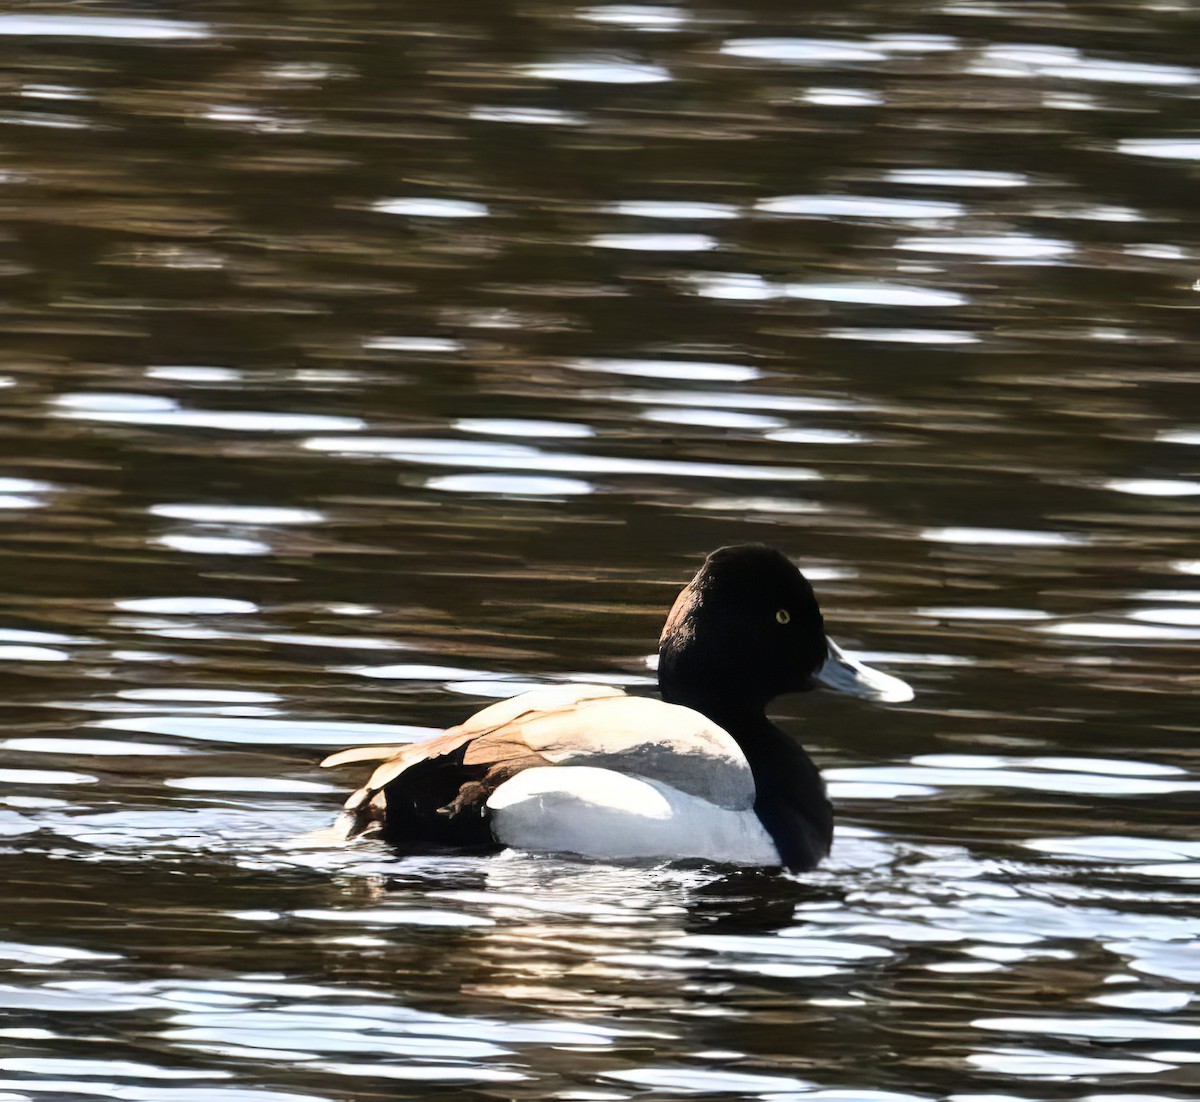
[517,694,755,810]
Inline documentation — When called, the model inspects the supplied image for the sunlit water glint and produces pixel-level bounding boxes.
[0,0,1197,1099]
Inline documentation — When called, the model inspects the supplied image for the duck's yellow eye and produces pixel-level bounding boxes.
[776,609,791,625]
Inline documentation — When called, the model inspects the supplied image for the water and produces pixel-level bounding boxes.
[1,1,1198,1098]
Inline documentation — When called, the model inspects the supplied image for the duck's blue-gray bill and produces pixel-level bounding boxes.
[814,639,914,703]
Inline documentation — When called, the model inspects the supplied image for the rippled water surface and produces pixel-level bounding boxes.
[1,1,1198,1099]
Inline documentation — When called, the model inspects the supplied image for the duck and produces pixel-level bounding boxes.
[320,544,913,872]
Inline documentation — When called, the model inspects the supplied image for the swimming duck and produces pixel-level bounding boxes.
[321,544,912,871]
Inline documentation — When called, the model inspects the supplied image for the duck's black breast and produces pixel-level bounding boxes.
[739,719,833,872]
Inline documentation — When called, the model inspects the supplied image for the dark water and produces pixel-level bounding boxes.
[1,2,1199,1099]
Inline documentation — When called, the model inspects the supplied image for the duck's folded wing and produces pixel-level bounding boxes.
[503,696,754,810]
[319,684,627,841]
[320,683,754,844]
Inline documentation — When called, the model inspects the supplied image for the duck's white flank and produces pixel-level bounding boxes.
[487,765,780,866]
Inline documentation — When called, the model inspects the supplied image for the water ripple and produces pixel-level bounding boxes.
[757,195,965,219]
[305,436,821,482]
[0,15,209,40]
[54,394,363,434]
[526,61,671,84]
[721,38,887,63]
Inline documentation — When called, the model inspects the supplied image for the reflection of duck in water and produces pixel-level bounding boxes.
[322,544,912,872]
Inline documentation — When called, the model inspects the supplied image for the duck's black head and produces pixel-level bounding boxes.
[657,544,828,715]
[657,544,913,719]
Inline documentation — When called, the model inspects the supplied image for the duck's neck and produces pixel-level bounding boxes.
[665,687,833,873]
[662,683,763,728]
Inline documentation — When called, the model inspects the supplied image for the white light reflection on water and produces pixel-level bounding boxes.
[1158,428,1200,445]
[312,1065,525,1083]
[971,44,1198,86]
[21,84,89,102]
[1117,138,1200,161]
[0,943,118,965]
[605,1067,817,1092]
[600,388,860,412]
[468,105,584,126]
[525,61,672,83]
[802,88,884,106]
[446,680,552,698]
[165,777,337,795]
[340,662,506,681]
[1090,990,1192,1010]
[1105,478,1200,497]
[643,408,786,430]
[0,478,54,494]
[721,38,887,63]
[291,907,492,927]
[896,235,1073,260]
[871,34,959,53]
[0,646,69,662]
[114,598,258,614]
[686,272,781,299]
[257,633,403,651]
[146,366,242,383]
[363,335,464,353]
[915,754,1184,777]
[1025,835,1200,863]
[150,505,324,524]
[784,282,969,307]
[756,195,965,219]
[921,526,1086,546]
[0,494,43,510]
[54,394,363,433]
[570,357,759,382]
[0,1072,330,1101]
[607,200,739,219]
[1041,620,1200,642]
[455,418,594,438]
[0,112,89,130]
[687,496,822,514]
[157,534,272,556]
[95,716,436,746]
[1,738,186,756]
[0,15,209,39]
[0,628,82,645]
[0,476,56,511]
[884,168,1029,188]
[766,427,868,445]
[204,106,301,134]
[667,933,893,962]
[851,649,972,668]
[0,1057,229,1080]
[1111,941,1200,984]
[371,198,489,218]
[825,761,1198,797]
[588,232,719,251]
[579,5,688,30]
[428,473,594,496]
[916,606,1051,621]
[1129,607,1200,626]
[305,436,821,482]
[1051,202,1145,223]
[826,328,978,344]
[965,1049,1169,1077]
[0,768,96,785]
[1129,589,1200,604]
